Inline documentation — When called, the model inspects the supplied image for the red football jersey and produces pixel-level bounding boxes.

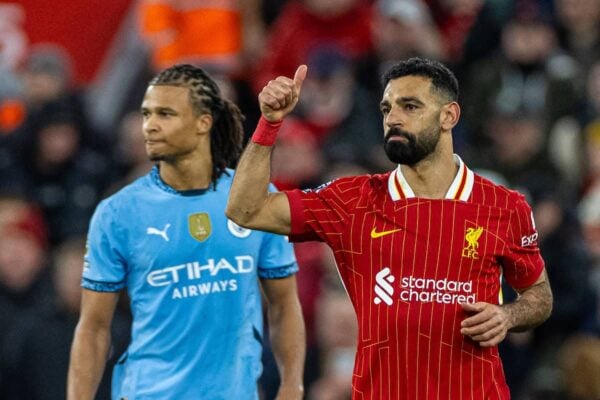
[285,156,544,400]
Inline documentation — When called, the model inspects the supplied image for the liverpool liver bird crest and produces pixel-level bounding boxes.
[462,226,483,259]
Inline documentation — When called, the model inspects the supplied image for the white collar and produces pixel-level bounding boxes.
[387,154,474,201]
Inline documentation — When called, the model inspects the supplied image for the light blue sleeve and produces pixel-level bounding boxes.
[257,232,298,279]
[81,199,128,292]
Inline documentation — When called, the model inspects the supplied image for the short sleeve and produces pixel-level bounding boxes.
[81,200,128,292]
[257,232,298,279]
[285,178,359,243]
[501,196,545,289]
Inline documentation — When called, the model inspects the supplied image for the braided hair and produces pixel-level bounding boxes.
[149,64,245,186]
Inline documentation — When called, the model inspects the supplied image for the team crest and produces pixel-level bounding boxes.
[462,226,483,259]
[188,212,212,242]
[227,219,252,238]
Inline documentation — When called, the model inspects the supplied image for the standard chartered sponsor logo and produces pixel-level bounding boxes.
[400,276,476,304]
[373,269,476,306]
[146,256,254,299]
[374,267,395,305]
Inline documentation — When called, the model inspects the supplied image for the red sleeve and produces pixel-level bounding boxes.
[285,189,319,242]
[501,195,545,289]
[283,177,365,243]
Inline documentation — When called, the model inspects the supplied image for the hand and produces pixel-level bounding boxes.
[259,65,307,122]
[460,302,512,347]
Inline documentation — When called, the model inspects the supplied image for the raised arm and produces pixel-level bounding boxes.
[68,289,120,400]
[261,275,306,400]
[226,65,307,235]
[460,270,553,347]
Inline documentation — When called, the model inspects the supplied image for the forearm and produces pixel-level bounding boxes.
[268,297,306,396]
[227,120,277,226]
[503,277,553,332]
[67,325,112,400]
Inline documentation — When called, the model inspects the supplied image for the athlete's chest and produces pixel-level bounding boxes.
[334,200,512,318]
[124,193,262,273]
[340,200,511,277]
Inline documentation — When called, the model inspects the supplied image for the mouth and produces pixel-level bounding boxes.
[385,134,411,145]
[386,135,408,143]
[145,139,165,145]
[385,127,412,144]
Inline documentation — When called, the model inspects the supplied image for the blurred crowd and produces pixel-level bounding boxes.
[0,0,599,399]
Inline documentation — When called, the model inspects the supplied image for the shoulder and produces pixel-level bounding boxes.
[471,173,529,210]
[308,173,386,195]
[296,173,388,212]
[95,174,151,217]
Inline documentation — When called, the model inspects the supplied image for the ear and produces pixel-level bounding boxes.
[196,114,213,135]
[440,102,460,131]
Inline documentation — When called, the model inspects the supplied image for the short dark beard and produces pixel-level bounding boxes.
[147,146,193,163]
[383,124,440,165]
[148,154,172,162]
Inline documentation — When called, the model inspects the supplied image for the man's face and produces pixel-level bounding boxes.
[141,85,204,162]
[380,75,443,165]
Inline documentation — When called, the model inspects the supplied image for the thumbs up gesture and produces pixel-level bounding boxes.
[259,65,307,123]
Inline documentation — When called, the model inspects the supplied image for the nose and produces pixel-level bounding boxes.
[143,114,159,134]
[385,105,404,128]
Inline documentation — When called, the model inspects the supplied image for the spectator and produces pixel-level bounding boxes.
[357,0,444,99]
[511,187,596,398]
[288,46,383,170]
[546,60,600,193]
[271,116,324,190]
[108,111,153,193]
[139,0,267,74]
[252,0,373,93]
[555,0,600,78]
[468,108,559,195]
[581,120,600,195]
[0,196,51,397]
[0,237,130,400]
[18,111,112,244]
[423,0,484,62]
[19,44,75,111]
[462,0,579,146]
[308,289,357,400]
[579,184,600,336]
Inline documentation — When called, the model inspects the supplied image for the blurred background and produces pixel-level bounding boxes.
[0,0,599,399]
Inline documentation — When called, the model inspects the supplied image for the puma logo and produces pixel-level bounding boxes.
[147,224,171,241]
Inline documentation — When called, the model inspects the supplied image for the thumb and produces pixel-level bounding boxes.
[293,65,308,94]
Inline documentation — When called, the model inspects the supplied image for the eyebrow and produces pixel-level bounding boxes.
[140,106,177,113]
[380,97,426,107]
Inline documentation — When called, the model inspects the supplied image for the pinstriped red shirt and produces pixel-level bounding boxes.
[285,156,544,400]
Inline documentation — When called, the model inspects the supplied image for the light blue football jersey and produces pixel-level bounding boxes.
[82,166,298,400]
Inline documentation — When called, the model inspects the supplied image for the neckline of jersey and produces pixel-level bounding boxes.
[151,165,210,196]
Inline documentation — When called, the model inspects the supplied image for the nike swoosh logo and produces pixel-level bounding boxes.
[370,227,402,239]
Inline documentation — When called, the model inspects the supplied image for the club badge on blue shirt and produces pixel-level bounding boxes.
[227,219,251,238]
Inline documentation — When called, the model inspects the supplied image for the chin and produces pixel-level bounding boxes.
[148,153,164,162]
